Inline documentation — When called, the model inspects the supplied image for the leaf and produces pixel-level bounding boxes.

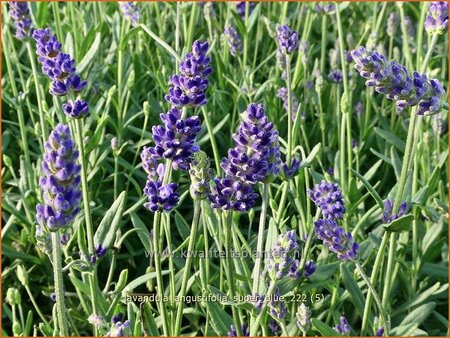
[340,264,365,316]
[392,282,441,316]
[383,214,414,233]
[374,127,406,151]
[299,143,321,169]
[130,213,152,253]
[389,324,418,336]
[399,302,436,326]
[122,271,169,293]
[140,302,159,336]
[350,168,384,209]
[94,191,127,249]
[140,24,180,61]
[78,32,101,74]
[311,318,339,336]
[205,296,234,336]
[390,146,402,180]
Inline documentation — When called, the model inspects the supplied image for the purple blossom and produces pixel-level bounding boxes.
[303,260,316,277]
[268,287,287,320]
[376,327,385,336]
[253,292,265,310]
[111,313,124,324]
[228,324,249,337]
[165,40,212,108]
[425,2,448,34]
[62,99,89,119]
[351,46,446,116]
[381,199,408,223]
[8,2,32,39]
[119,2,139,27]
[314,3,336,14]
[432,113,447,135]
[276,25,299,55]
[282,158,301,179]
[268,319,280,334]
[236,2,255,19]
[36,124,81,231]
[276,87,300,121]
[210,177,258,212]
[335,316,351,335]
[266,230,299,280]
[106,320,131,337]
[224,26,243,57]
[143,164,180,212]
[354,101,364,116]
[315,219,359,261]
[148,107,201,171]
[95,244,107,258]
[328,69,343,83]
[308,180,346,220]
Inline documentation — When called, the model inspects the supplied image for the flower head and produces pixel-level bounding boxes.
[308,180,346,220]
[143,164,180,212]
[335,316,351,335]
[236,2,255,19]
[268,287,287,320]
[381,199,408,223]
[228,324,250,337]
[267,230,299,280]
[8,1,32,39]
[296,303,311,332]
[166,40,212,108]
[351,46,446,116]
[148,107,201,171]
[36,124,81,231]
[276,87,300,121]
[276,25,299,55]
[106,320,131,337]
[62,99,89,119]
[282,158,301,179]
[425,2,448,35]
[224,26,243,57]
[119,2,139,27]
[315,219,359,261]
[328,69,343,83]
[210,177,258,212]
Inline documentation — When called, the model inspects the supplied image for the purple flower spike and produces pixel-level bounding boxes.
[36,124,81,231]
[119,2,139,27]
[425,2,448,35]
[351,46,446,116]
[282,158,301,179]
[8,2,32,39]
[268,287,287,320]
[62,99,89,119]
[328,69,343,83]
[276,24,299,55]
[236,2,255,19]
[106,320,131,337]
[224,26,243,57]
[376,327,385,337]
[276,87,300,121]
[210,177,258,212]
[381,199,408,223]
[335,316,351,335]
[165,40,212,108]
[143,164,180,213]
[148,107,201,171]
[228,324,250,337]
[315,219,359,261]
[267,230,299,280]
[95,244,107,258]
[308,180,346,220]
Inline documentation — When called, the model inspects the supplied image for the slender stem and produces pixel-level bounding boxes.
[251,184,269,296]
[102,252,117,294]
[153,211,169,336]
[51,231,69,336]
[320,15,327,74]
[285,54,293,165]
[174,200,201,335]
[25,286,49,326]
[250,281,277,336]
[275,181,289,225]
[355,261,389,336]
[201,107,221,175]
[224,211,242,336]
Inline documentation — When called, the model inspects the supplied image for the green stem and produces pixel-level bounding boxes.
[224,211,242,336]
[320,15,327,74]
[285,54,293,165]
[51,231,69,336]
[249,281,277,336]
[153,211,169,336]
[174,200,201,335]
[355,261,389,336]
[201,107,221,175]
[25,285,49,326]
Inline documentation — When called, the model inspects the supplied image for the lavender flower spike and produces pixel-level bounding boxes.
[308,180,346,220]
[228,324,250,337]
[268,287,287,320]
[236,2,255,19]
[276,87,299,121]
[8,2,32,39]
[425,2,448,35]
[296,303,311,333]
[335,316,351,335]
[106,320,131,337]
[276,24,299,55]
[119,2,139,27]
[351,47,446,116]
[224,26,243,57]
[36,124,81,231]
[143,164,180,212]
[315,219,359,261]
[266,230,299,280]
[381,199,408,223]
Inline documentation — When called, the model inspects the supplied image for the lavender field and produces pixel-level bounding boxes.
[1,1,449,336]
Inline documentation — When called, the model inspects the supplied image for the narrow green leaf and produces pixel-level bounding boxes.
[140,302,159,336]
[350,168,384,209]
[340,264,365,316]
[205,296,233,336]
[140,24,180,61]
[383,214,414,233]
[130,212,152,253]
[311,318,340,336]
[374,127,406,151]
[399,302,436,326]
[78,32,101,74]
[299,143,321,169]
[123,271,169,293]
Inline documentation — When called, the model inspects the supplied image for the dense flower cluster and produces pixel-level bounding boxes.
[335,316,351,335]
[266,230,299,280]
[148,107,201,171]
[228,324,249,337]
[189,151,211,200]
[211,103,280,212]
[276,87,299,121]
[36,124,81,231]
[33,28,89,118]
[119,2,139,27]
[166,40,212,108]
[315,219,359,261]
[8,2,32,39]
[282,158,301,179]
[328,69,343,83]
[296,303,311,332]
[424,2,448,35]
[276,25,298,55]
[224,26,243,57]
[381,199,408,223]
[308,180,346,220]
[143,164,180,212]
[351,47,446,116]
[106,320,131,337]
[268,287,287,320]
[236,2,255,19]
